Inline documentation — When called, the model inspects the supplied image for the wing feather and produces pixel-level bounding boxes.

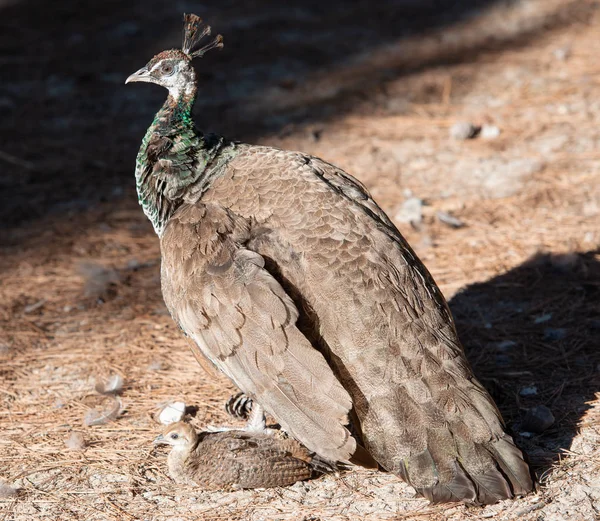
[161,202,355,462]
[210,148,532,503]
[298,156,532,502]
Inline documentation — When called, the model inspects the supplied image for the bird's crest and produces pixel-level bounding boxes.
[182,14,223,59]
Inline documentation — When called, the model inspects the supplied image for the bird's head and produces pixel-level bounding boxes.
[154,421,198,450]
[125,14,222,99]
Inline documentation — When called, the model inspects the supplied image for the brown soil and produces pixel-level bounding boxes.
[1,0,599,519]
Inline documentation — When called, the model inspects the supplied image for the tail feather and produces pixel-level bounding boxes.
[415,461,477,504]
[461,459,512,505]
[487,434,534,496]
[402,434,533,505]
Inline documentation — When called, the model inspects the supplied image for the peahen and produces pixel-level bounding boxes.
[126,14,533,504]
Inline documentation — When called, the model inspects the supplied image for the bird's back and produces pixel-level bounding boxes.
[193,145,533,503]
[185,430,321,489]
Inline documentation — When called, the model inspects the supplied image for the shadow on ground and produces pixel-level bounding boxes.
[451,251,600,477]
[0,0,590,229]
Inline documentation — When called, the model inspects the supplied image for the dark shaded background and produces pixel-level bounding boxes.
[452,252,600,472]
[1,0,512,226]
[1,0,598,500]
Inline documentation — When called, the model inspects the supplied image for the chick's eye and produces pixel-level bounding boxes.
[170,433,179,439]
[160,63,174,75]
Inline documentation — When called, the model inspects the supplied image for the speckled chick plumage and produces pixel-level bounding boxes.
[128,14,533,504]
[155,422,328,489]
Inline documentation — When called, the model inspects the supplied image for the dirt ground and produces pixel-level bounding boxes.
[1,0,600,519]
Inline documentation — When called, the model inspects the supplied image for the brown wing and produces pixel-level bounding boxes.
[299,157,533,503]
[202,148,533,504]
[310,218,527,502]
[190,431,316,489]
[160,202,355,463]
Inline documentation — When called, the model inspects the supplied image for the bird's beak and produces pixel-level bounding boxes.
[153,433,166,445]
[125,67,151,84]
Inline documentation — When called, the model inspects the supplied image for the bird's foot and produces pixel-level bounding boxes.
[225,392,253,420]
[206,403,275,434]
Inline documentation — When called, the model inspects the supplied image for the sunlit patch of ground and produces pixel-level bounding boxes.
[1,0,599,519]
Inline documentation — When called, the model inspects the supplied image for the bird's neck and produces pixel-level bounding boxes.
[163,84,197,129]
[134,81,230,236]
[167,445,193,483]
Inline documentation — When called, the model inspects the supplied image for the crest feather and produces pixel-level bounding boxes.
[182,14,223,58]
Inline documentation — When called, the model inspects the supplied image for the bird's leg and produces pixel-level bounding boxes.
[245,403,267,432]
[206,402,275,434]
[243,403,275,434]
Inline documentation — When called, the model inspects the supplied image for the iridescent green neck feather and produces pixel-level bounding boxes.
[134,81,237,235]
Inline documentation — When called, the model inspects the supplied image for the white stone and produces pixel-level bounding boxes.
[159,402,186,425]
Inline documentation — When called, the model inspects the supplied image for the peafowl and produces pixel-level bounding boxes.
[154,421,332,489]
[126,14,533,504]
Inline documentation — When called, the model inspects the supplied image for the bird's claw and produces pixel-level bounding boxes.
[206,402,271,434]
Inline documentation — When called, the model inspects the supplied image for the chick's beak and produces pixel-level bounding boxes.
[125,67,151,84]
[153,433,166,445]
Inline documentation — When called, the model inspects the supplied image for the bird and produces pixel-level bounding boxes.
[126,14,533,504]
[153,422,332,489]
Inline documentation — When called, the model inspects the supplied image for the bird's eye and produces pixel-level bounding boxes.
[160,63,175,76]
[170,433,179,439]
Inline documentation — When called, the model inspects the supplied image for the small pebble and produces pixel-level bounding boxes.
[481,125,501,140]
[418,235,433,250]
[521,405,555,433]
[533,313,552,324]
[95,374,124,395]
[436,211,464,228]
[279,77,297,90]
[0,482,19,498]
[553,46,571,61]
[84,396,122,426]
[147,360,165,371]
[127,259,142,270]
[543,328,567,341]
[158,402,186,425]
[519,385,538,397]
[65,432,86,450]
[395,197,423,225]
[311,128,323,142]
[494,340,517,351]
[450,121,479,140]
